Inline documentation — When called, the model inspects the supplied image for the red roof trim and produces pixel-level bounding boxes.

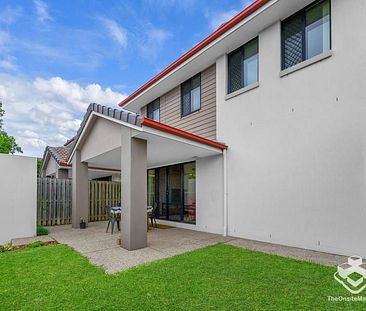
[119,0,269,107]
[59,162,71,167]
[141,117,228,150]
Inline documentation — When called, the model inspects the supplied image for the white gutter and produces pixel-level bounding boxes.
[223,148,228,237]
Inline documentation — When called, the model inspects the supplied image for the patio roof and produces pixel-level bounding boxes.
[67,103,227,166]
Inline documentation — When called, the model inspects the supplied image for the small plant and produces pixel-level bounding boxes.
[37,225,48,236]
[0,243,12,253]
[27,241,45,249]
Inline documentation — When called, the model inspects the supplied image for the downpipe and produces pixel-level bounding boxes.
[223,148,228,237]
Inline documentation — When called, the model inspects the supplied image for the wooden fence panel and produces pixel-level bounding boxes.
[37,178,121,226]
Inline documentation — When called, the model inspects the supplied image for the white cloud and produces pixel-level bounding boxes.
[0,5,22,25]
[206,0,255,31]
[208,10,239,31]
[0,74,126,157]
[99,17,128,48]
[0,56,17,71]
[0,31,10,48]
[139,26,171,59]
[33,0,53,23]
[143,0,195,10]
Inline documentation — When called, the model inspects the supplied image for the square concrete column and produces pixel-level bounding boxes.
[121,127,147,250]
[72,149,89,228]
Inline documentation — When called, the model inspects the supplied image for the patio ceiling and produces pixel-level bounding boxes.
[80,126,223,170]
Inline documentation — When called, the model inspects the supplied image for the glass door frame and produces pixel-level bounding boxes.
[147,161,195,224]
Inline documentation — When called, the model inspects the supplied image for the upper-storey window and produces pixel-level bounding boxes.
[147,98,160,121]
[228,37,259,94]
[181,73,201,117]
[282,0,330,70]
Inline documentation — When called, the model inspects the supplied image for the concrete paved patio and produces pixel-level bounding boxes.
[48,221,234,273]
[45,221,347,273]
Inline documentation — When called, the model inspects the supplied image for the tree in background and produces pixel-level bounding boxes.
[37,158,43,177]
[0,102,22,154]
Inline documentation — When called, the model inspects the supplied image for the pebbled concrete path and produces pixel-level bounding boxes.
[47,221,347,273]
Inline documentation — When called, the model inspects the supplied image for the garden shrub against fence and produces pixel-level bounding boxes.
[37,178,121,226]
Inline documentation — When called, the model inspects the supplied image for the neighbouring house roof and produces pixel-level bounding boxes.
[48,146,70,166]
[43,146,71,167]
[119,0,269,107]
[68,103,227,163]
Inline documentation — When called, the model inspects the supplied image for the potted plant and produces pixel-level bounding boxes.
[80,217,86,229]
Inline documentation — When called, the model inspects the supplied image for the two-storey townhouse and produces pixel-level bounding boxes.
[69,0,366,255]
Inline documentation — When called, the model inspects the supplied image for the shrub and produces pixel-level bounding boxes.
[37,225,48,236]
[0,243,12,252]
[27,241,45,249]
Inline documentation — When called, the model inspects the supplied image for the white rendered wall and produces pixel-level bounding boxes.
[196,155,224,234]
[157,156,224,234]
[44,156,57,177]
[216,0,366,257]
[0,154,37,244]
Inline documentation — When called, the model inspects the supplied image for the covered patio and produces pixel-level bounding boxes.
[68,104,227,251]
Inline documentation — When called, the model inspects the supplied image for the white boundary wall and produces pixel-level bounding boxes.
[0,154,37,244]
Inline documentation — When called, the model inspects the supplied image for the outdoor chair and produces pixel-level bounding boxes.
[148,203,158,228]
[106,207,121,234]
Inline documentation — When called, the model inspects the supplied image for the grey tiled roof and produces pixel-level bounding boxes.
[75,103,143,139]
[41,104,142,166]
[68,103,143,162]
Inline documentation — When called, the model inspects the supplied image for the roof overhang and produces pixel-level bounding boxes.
[68,111,227,169]
[120,0,314,113]
[40,148,51,172]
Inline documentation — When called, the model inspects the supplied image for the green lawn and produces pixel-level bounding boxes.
[0,244,364,310]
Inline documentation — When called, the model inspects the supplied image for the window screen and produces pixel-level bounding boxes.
[147,98,160,121]
[181,73,201,117]
[228,37,258,94]
[282,0,330,70]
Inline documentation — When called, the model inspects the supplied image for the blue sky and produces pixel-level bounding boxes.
[0,0,254,156]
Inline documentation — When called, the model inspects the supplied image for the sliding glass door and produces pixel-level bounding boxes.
[183,162,196,223]
[167,165,183,221]
[147,162,196,224]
